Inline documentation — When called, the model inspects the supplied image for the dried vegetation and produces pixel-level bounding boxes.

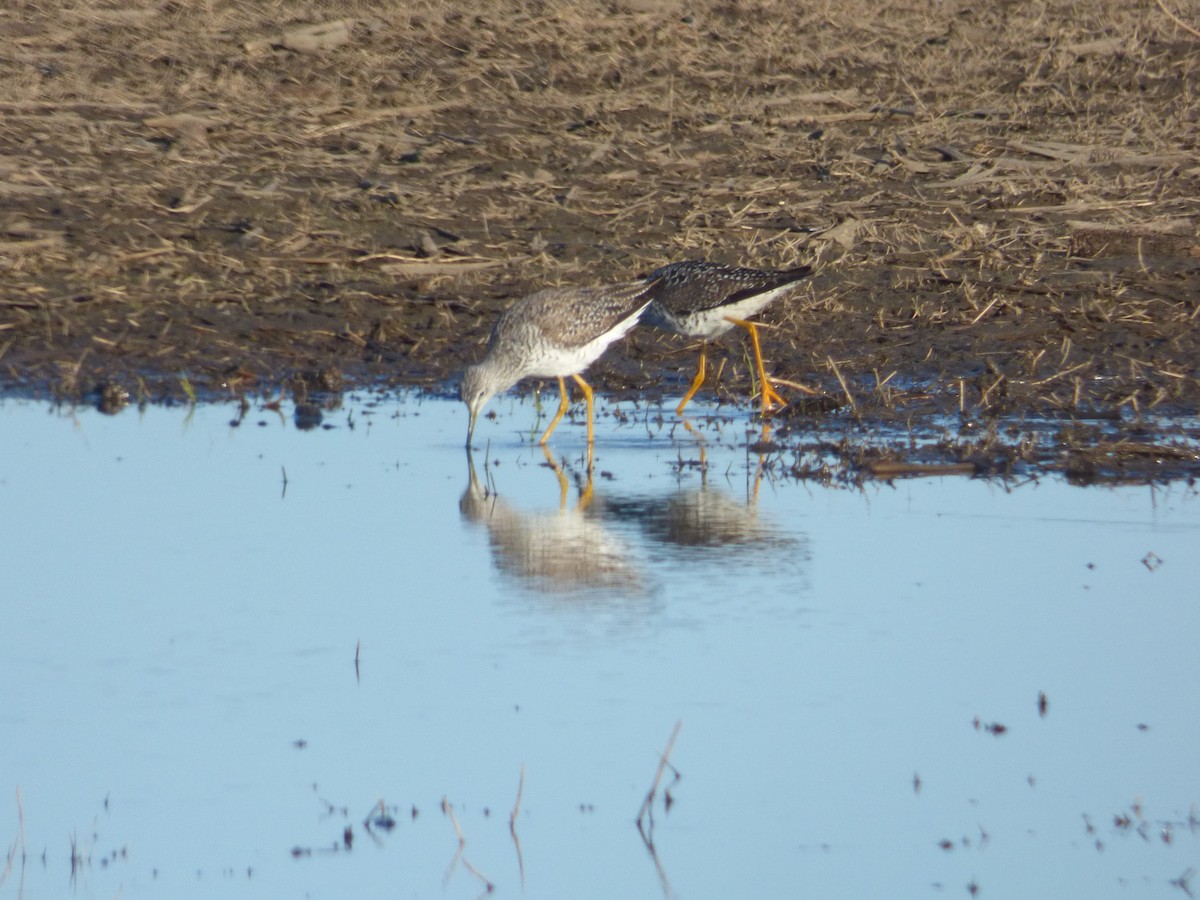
[1,0,1198,478]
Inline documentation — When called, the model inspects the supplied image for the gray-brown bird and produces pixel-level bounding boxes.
[461,280,657,448]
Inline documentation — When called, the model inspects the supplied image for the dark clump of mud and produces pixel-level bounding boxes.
[1,0,1198,480]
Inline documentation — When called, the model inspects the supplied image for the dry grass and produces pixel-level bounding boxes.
[1,0,1198,464]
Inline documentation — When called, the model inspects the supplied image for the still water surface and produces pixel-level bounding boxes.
[2,393,1198,899]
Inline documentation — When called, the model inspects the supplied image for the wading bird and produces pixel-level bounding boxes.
[642,260,811,415]
[461,280,657,448]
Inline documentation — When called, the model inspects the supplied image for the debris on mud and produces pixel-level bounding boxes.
[2,0,1197,479]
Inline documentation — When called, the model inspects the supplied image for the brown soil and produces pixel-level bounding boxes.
[2,0,1199,480]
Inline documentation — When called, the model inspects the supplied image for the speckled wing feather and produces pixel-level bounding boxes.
[648,260,812,316]
[518,281,655,347]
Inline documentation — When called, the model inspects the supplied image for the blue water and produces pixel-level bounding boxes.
[2,393,1198,899]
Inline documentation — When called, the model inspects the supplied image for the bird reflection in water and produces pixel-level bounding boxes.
[460,446,644,598]
[603,422,806,567]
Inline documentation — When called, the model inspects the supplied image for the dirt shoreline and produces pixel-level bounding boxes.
[2,0,1198,480]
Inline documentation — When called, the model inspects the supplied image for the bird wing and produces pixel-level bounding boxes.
[528,281,655,346]
[650,261,812,315]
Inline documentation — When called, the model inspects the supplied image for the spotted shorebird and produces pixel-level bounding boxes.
[461,280,657,449]
[642,260,812,416]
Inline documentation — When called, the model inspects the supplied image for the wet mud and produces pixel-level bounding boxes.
[2,0,1198,480]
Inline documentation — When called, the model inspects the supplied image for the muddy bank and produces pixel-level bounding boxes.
[1,0,1198,478]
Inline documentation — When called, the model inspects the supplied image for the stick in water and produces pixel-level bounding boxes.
[636,720,682,836]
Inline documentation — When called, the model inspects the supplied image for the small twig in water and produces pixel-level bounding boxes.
[510,763,525,830]
[441,797,493,892]
[510,764,526,888]
[442,797,465,847]
[69,828,84,886]
[637,720,683,838]
[1171,867,1195,898]
[0,787,26,891]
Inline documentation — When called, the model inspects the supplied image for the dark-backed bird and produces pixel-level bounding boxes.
[642,260,811,415]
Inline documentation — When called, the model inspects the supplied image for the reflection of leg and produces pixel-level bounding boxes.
[571,373,595,447]
[539,376,571,444]
[541,444,570,509]
[577,468,595,511]
[727,317,787,416]
[542,427,594,508]
[678,419,706,477]
[750,421,770,505]
[675,346,707,415]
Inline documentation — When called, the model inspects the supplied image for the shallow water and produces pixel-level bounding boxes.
[2,393,1199,899]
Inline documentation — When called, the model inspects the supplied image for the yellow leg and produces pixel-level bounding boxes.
[571,373,595,447]
[675,346,708,415]
[726,317,787,416]
[539,376,571,444]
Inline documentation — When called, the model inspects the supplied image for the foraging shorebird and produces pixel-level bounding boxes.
[460,280,657,448]
[642,260,812,415]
